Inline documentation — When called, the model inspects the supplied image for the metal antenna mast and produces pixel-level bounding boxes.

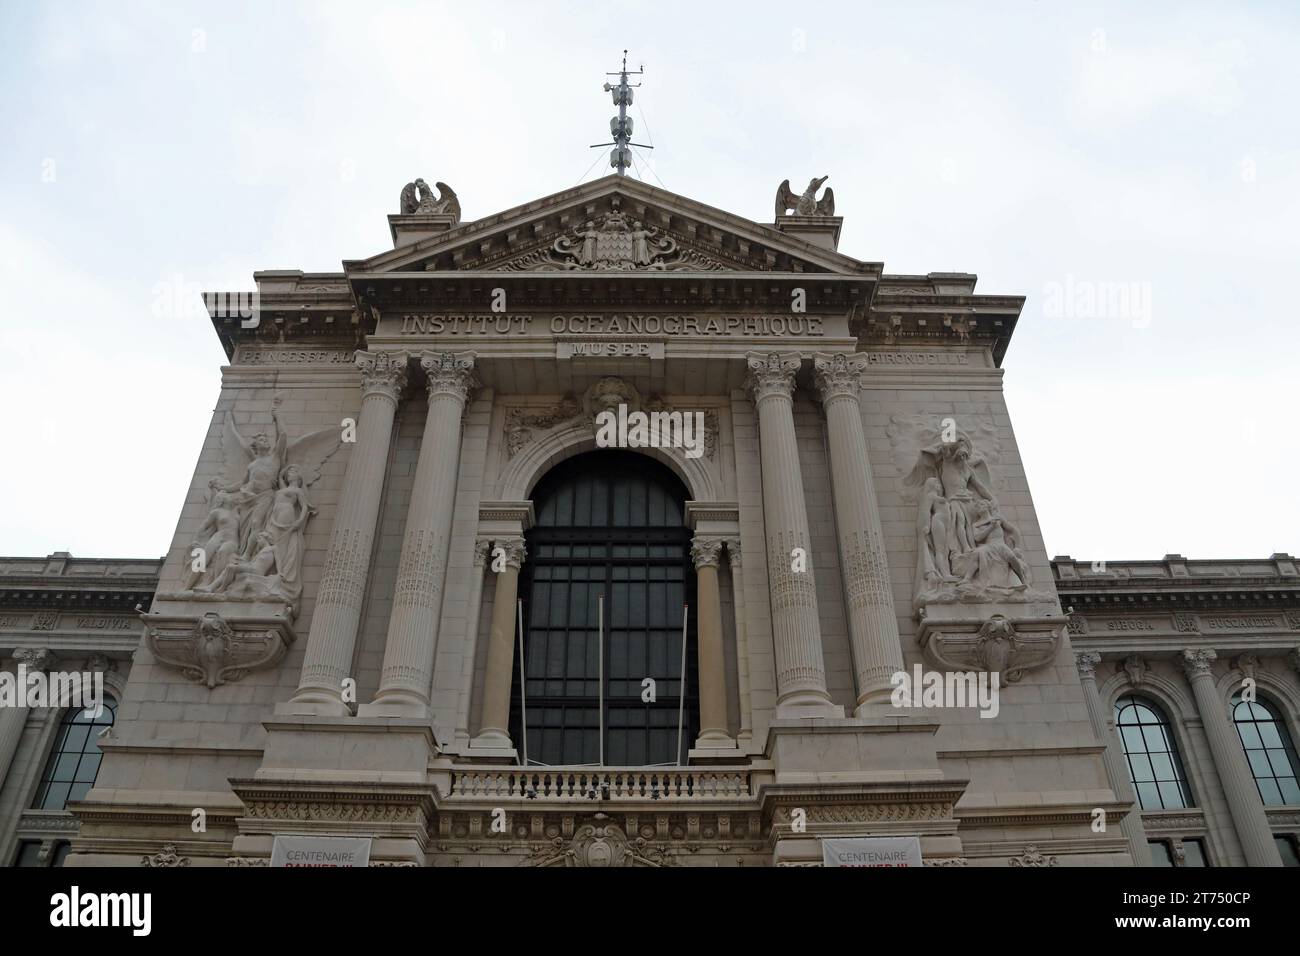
[591,50,652,176]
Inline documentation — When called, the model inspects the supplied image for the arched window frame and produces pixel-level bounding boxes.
[1114,693,1195,811]
[1230,692,1300,807]
[29,695,117,812]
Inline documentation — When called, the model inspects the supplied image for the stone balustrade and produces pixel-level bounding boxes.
[448,767,753,802]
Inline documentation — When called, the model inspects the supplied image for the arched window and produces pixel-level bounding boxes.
[31,696,117,811]
[1115,694,1193,810]
[1231,693,1300,806]
[510,450,698,766]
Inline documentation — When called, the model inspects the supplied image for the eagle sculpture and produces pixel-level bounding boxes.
[775,175,835,218]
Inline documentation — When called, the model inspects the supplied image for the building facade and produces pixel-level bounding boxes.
[1,176,1297,867]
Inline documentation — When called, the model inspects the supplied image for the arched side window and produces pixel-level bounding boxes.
[1115,694,1193,810]
[31,697,117,811]
[1231,694,1300,806]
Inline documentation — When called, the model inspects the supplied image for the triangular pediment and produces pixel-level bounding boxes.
[347,176,877,278]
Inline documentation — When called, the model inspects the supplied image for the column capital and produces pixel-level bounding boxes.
[12,647,55,672]
[811,352,867,403]
[492,536,527,570]
[420,351,477,402]
[744,351,800,403]
[1074,650,1102,680]
[356,350,409,401]
[1181,647,1217,679]
[722,536,742,570]
[690,536,725,569]
[473,538,493,568]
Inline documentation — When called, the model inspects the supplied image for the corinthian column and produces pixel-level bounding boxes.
[812,353,903,710]
[286,350,408,715]
[691,536,732,746]
[361,351,476,718]
[1075,652,1148,866]
[472,537,526,749]
[0,649,54,793]
[745,352,836,717]
[1182,649,1282,866]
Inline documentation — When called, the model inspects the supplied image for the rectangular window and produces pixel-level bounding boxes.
[1180,838,1208,867]
[1148,840,1175,866]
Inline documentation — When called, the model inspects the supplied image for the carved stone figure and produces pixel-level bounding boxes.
[775,175,835,217]
[399,178,461,222]
[159,393,341,617]
[185,479,241,591]
[892,416,1050,612]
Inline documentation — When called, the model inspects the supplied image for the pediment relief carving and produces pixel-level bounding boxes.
[366,186,846,276]
[494,210,731,272]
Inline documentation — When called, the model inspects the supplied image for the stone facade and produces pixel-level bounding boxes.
[1,176,1296,867]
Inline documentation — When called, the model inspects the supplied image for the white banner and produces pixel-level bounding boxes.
[270,835,373,868]
[821,837,922,868]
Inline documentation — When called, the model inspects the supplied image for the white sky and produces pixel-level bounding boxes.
[1,0,1297,562]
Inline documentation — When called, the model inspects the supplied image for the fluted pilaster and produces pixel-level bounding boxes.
[745,352,835,716]
[362,351,476,717]
[812,352,904,710]
[287,350,408,714]
[0,649,55,793]
[1181,648,1281,866]
[1075,651,1149,866]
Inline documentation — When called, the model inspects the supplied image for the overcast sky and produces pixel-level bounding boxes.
[1,0,1297,563]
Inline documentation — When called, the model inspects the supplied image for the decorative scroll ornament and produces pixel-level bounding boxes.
[422,351,477,402]
[504,396,582,457]
[919,613,1064,684]
[690,538,725,569]
[1008,844,1057,867]
[399,178,461,222]
[159,392,342,618]
[144,610,294,688]
[498,211,725,272]
[775,175,835,217]
[744,352,800,403]
[645,395,718,459]
[141,845,190,868]
[1181,647,1217,679]
[520,814,674,868]
[811,353,867,401]
[357,350,409,402]
[1074,650,1101,681]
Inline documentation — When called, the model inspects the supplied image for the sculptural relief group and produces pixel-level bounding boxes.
[166,394,342,618]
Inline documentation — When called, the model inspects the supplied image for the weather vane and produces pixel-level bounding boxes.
[591,50,653,176]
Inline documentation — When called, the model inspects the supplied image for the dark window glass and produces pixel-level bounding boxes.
[12,841,43,867]
[51,842,72,867]
[511,451,697,766]
[1231,694,1300,807]
[31,697,116,810]
[1276,836,1300,867]
[1181,838,1208,867]
[1148,840,1175,866]
[1116,695,1193,810]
